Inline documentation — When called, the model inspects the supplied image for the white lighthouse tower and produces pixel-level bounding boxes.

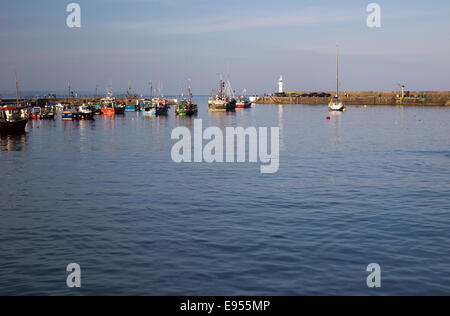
[278,76,284,93]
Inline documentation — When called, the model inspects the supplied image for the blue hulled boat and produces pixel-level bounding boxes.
[125,105,137,112]
[62,109,74,120]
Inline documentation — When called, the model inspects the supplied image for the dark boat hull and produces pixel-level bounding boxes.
[73,112,95,120]
[115,107,126,115]
[0,118,29,133]
[32,114,56,120]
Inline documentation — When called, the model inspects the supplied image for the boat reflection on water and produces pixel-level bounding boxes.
[174,115,194,130]
[0,132,28,152]
[329,110,342,148]
[78,119,96,131]
[29,118,57,130]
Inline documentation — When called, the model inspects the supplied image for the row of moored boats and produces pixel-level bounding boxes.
[0,78,253,133]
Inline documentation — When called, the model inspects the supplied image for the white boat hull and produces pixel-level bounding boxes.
[329,103,345,111]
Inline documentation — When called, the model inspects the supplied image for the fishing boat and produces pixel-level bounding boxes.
[0,74,29,133]
[101,96,115,115]
[175,82,198,116]
[73,104,95,120]
[208,77,236,112]
[142,99,169,116]
[32,105,56,120]
[115,102,126,115]
[101,87,125,115]
[42,104,56,119]
[125,104,137,112]
[62,109,74,120]
[329,45,346,112]
[31,107,42,120]
[93,104,102,115]
[141,100,153,116]
[236,97,252,108]
[152,98,169,115]
[236,90,252,108]
[0,106,29,133]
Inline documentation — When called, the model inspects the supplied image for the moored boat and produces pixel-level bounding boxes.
[0,106,29,133]
[93,104,102,115]
[101,97,117,115]
[141,100,153,116]
[152,98,169,116]
[329,45,346,112]
[142,99,169,116]
[176,82,198,116]
[236,99,252,108]
[101,87,125,115]
[62,109,74,120]
[31,107,42,120]
[42,105,56,119]
[236,89,252,108]
[115,102,126,115]
[1,74,30,133]
[125,104,137,112]
[73,105,95,120]
[208,77,236,112]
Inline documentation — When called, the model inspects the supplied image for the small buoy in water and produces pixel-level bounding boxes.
[364,105,367,108]
[326,116,331,120]
[343,108,346,112]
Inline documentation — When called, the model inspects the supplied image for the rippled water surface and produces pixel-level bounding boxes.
[1,99,449,295]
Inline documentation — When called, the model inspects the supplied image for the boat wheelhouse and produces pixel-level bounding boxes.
[176,82,198,116]
[0,106,29,133]
[208,77,236,112]
[73,105,95,120]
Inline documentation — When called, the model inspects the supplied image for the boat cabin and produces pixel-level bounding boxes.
[0,106,28,122]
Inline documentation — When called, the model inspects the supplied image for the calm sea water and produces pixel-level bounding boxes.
[1,97,449,296]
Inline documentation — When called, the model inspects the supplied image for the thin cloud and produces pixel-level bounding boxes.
[105,8,363,35]
[170,12,359,35]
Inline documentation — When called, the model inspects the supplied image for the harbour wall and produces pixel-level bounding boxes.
[255,91,450,106]
[2,92,450,107]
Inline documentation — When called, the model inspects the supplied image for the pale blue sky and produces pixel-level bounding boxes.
[0,0,449,95]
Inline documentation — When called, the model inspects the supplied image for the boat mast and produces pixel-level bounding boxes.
[15,72,19,106]
[336,44,339,98]
[150,81,153,99]
[219,74,224,98]
[188,79,192,103]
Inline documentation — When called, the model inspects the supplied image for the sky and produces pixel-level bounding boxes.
[0,0,449,96]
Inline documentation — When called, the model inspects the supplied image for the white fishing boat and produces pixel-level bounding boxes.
[329,45,346,112]
[208,76,236,112]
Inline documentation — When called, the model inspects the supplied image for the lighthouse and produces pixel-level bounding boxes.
[278,76,284,93]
